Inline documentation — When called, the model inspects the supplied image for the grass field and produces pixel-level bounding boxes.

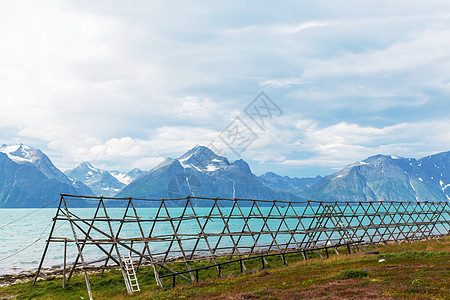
[1,239,449,299]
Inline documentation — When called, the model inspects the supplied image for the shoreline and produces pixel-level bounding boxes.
[0,267,68,287]
[1,240,449,299]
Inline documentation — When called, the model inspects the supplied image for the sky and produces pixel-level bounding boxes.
[1,0,450,177]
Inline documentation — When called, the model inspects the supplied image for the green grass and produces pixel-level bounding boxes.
[337,269,369,279]
[1,239,449,299]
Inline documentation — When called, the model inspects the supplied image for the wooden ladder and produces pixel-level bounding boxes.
[122,253,140,293]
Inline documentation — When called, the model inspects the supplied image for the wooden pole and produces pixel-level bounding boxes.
[33,195,63,284]
[100,199,133,295]
[63,238,67,288]
[63,197,94,300]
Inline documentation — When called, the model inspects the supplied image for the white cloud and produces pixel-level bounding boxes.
[260,78,312,88]
[246,118,450,173]
[279,21,330,34]
[63,125,226,170]
[303,27,450,79]
[1,1,450,177]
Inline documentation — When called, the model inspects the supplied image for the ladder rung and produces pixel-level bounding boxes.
[122,254,140,293]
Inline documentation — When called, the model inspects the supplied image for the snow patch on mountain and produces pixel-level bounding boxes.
[0,144,36,164]
[101,187,121,192]
[205,164,220,172]
[177,145,229,172]
[86,163,98,172]
[178,153,193,165]
[183,163,202,172]
[110,171,133,185]
[439,179,450,192]
[409,181,416,192]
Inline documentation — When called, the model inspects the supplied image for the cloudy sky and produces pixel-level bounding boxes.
[1,0,450,177]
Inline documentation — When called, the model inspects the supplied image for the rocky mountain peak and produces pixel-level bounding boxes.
[0,144,42,164]
[177,145,229,172]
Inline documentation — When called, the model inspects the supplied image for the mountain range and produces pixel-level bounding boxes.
[304,153,450,202]
[1,143,450,207]
[0,144,93,207]
[64,162,145,197]
[116,146,303,204]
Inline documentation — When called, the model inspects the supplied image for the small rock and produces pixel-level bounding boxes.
[378,259,386,263]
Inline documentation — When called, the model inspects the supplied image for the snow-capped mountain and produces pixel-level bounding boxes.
[2,144,72,184]
[110,168,146,185]
[415,151,450,201]
[1,144,39,163]
[65,163,146,197]
[0,144,94,207]
[116,145,304,204]
[65,162,124,197]
[3,143,450,207]
[303,152,450,202]
[178,145,230,172]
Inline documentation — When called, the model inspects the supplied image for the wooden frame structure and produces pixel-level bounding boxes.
[33,194,450,299]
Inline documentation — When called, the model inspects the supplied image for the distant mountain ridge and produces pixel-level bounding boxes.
[0,144,93,207]
[258,172,322,195]
[2,143,450,207]
[116,145,304,203]
[302,152,450,202]
[65,162,145,197]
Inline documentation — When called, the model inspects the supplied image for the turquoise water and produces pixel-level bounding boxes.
[1,204,448,276]
[0,208,58,275]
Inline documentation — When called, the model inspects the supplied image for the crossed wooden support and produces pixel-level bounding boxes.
[33,195,450,299]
